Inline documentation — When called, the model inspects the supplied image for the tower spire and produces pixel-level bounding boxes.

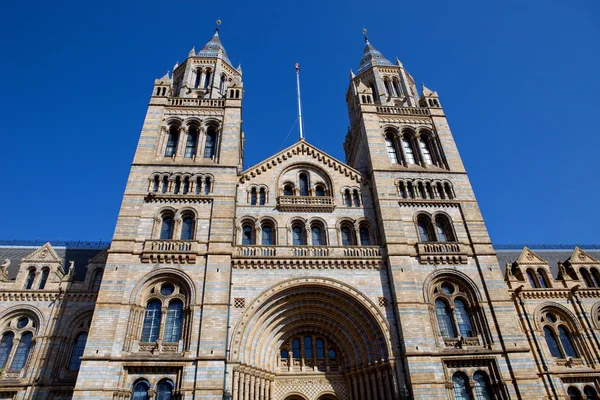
[295,63,304,141]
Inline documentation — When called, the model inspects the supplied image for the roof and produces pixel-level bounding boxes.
[495,247,600,278]
[358,38,393,74]
[197,29,232,66]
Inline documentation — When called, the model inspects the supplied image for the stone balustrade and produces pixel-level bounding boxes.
[416,242,468,265]
[235,246,383,259]
[141,240,199,264]
[375,106,430,116]
[276,195,336,212]
[168,98,225,107]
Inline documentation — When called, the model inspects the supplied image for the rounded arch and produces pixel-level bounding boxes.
[128,268,196,306]
[175,207,198,220]
[164,117,183,126]
[276,162,335,196]
[229,277,393,373]
[283,393,309,400]
[0,304,44,330]
[183,117,202,127]
[58,307,94,338]
[423,269,483,303]
[533,302,583,331]
[203,118,221,129]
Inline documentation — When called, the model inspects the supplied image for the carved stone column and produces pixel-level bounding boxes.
[243,372,250,400]
[384,366,393,400]
[232,369,239,400]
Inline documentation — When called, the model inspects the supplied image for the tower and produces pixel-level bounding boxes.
[344,34,543,397]
[73,25,244,399]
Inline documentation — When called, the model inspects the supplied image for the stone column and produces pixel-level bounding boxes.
[259,377,265,400]
[362,372,372,400]
[265,380,271,400]
[254,376,260,400]
[384,367,393,400]
[232,370,240,400]
[249,375,255,400]
[243,373,250,400]
[377,367,386,400]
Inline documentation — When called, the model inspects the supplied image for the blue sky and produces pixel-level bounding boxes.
[1,0,598,245]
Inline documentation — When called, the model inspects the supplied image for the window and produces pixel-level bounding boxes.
[204,177,211,194]
[0,332,14,368]
[304,336,312,358]
[592,268,600,287]
[292,224,305,245]
[10,331,32,370]
[157,379,174,400]
[559,326,578,358]
[92,270,103,291]
[568,387,583,400]
[432,280,480,341]
[344,189,352,207]
[181,215,194,240]
[581,268,595,288]
[153,176,160,192]
[24,269,35,290]
[250,188,257,205]
[473,372,492,400]
[328,348,336,358]
[384,79,393,97]
[584,386,598,400]
[315,185,325,196]
[38,268,49,289]
[164,300,184,342]
[537,269,549,288]
[341,225,355,246]
[204,127,217,158]
[68,332,88,371]
[173,177,181,194]
[527,269,540,288]
[392,79,402,97]
[417,215,434,242]
[352,190,360,206]
[435,299,456,338]
[259,188,266,205]
[544,326,562,358]
[542,311,579,359]
[184,127,198,158]
[359,225,371,246]
[401,136,416,164]
[194,69,201,88]
[284,184,294,196]
[165,126,179,157]
[454,299,474,337]
[161,176,169,194]
[242,224,254,245]
[160,215,174,240]
[292,339,301,357]
[419,136,433,165]
[452,373,472,400]
[434,215,455,242]
[385,134,399,164]
[261,224,274,245]
[311,224,325,246]
[141,300,162,342]
[281,335,340,370]
[281,349,289,359]
[132,380,150,400]
[299,173,309,196]
[316,339,325,358]
[182,177,189,194]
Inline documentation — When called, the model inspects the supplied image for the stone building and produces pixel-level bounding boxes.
[1,27,600,400]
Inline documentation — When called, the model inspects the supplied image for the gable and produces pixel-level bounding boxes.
[515,247,548,265]
[568,246,599,265]
[21,242,62,264]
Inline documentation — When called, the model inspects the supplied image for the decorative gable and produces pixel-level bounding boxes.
[21,242,62,264]
[515,247,548,265]
[568,246,599,265]
[239,140,364,184]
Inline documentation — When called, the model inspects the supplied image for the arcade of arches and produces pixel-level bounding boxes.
[229,280,402,400]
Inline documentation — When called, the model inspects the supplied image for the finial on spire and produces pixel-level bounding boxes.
[216,18,221,33]
[362,28,369,43]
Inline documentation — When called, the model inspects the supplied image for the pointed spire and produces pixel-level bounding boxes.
[237,63,243,76]
[357,29,392,74]
[188,46,196,57]
[197,19,232,66]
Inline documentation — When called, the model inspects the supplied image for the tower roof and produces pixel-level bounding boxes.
[358,38,393,74]
[197,29,232,66]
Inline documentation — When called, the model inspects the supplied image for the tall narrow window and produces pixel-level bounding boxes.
[68,332,88,370]
[445,183,454,199]
[392,79,402,97]
[311,225,324,246]
[292,339,301,357]
[261,224,274,245]
[164,300,184,342]
[157,379,174,400]
[435,215,455,242]
[259,188,266,205]
[344,189,352,207]
[341,226,354,246]
[173,177,181,194]
[181,215,194,240]
[558,326,578,358]
[242,224,254,245]
[292,225,305,245]
[591,268,600,287]
[160,216,174,240]
[184,128,198,158]
[419,137,433,165]
[315,185,325,196]
[316,339,325,358]
[580,268,595,288]
[284,184,294,196]
[568,387,583,400]
[544,326,562,358]
[219,73,227,93]
[402,136,416,164]
[299,173,309,196]
[435,299,456,338]
[204,69,212,88]
[204,177,211,194]
[165,126,179,157]
[537,269,549,288]
[132,380,150,400]
[141,300,162,342]
[204,127,217,159]
[385,135,399,164]
[38,269,49,289]
[10,332,33,370]
[304,336,312,358]
[0,332,14,369]
[384,79,393,96]
[92,270,103,291]
[353,190,360,206]
[436,182,445,199]
[194,69,201,88]
[417,215,433,242]
[24,269,35,290]
[473,372,492,400]
[370,83,378,103]
[454,299,474,337]
[359,226,371,246]
[250,188,257,205]
[195,177,202,195]
[584,386,598,400]
[452,373,471,400]
[527,270,540,288]
[153,176,160,192]
[182,177,189,194]
[162,176,169,194]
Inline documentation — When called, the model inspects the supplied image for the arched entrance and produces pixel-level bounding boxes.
[229,278,401,400]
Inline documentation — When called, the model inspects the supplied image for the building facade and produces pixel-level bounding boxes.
[1,27,600,400]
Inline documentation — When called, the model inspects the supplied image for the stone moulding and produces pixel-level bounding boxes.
[276,195,336,213]
[140,240,200,264]
[232,259,384,270]
[416,242,468,265]
[144,193,212,204]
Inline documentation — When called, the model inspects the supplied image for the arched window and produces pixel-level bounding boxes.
[299,173,309,196]
[153,176,160,192]
[341,225,355,246]
[344,189,352,207]
[242,224,254,245]
[292,339,301,357]
[401,136,416,164]
[473,371,492,400]
[435,215,455,242]
[182,177,190,194]
[304,336,312,358]
[92,270,103,291]
[281,349,289,359]
[184,127,198,158]
[173,177,181,194]
[204,69,212,89]
[527,270,540,288]
[452,372,472,400]
[581,268,595,288]
[164,300,184,342]
[328,348,336,359]
[250,188,257,205]
[165,126,179,157]
[384,79,393,96]
[417,215,434,242]
[24,269,35,290]
[204,177,211,194]
[311,224,325,246]
[435,299,456,338]
[417,182,426,199]
[359,225,371,246]
[0,332,14,369]
[454,298,474,337]
[194,69,201,88]
[353,190,361,206]
[219,73,227,93]
[180,215,194,240]
[141,300,162,342]
[283,184,294,196]
[10,331,33,370]
[385,134,399,164]
[544,326,562,358]
[392,79,402,97]
[418,136,434,165]
[157,379,174,400]
[316,339,325,358]
[160,215,174,240]
[369,82,378,103]
[68,332,88,370]
[568,387,583,400]
[559,326,578,358]
[204,127,217,159]
[445,182,454,199]
[537,269,549,288]
[131,380,150,400]
[259,188,266,205]
[315,185,325,197]
[591,268,600,287]
[426,182,435,199]
[261,223,274,245]
[38,268,49,289]
[436,182,445,199]
[195,177,202,195]
[292,224,306,246]
[161,176,169,194]
[584,386,598,400]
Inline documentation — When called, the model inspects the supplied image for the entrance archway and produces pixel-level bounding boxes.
[229,278,401,400]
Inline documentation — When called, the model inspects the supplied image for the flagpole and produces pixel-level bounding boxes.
[295,63,304,140]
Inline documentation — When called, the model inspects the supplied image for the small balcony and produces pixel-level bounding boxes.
[141,240,199,264]
[416,242,468,265]
[276,195,336,212]
[235,246,383,259]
